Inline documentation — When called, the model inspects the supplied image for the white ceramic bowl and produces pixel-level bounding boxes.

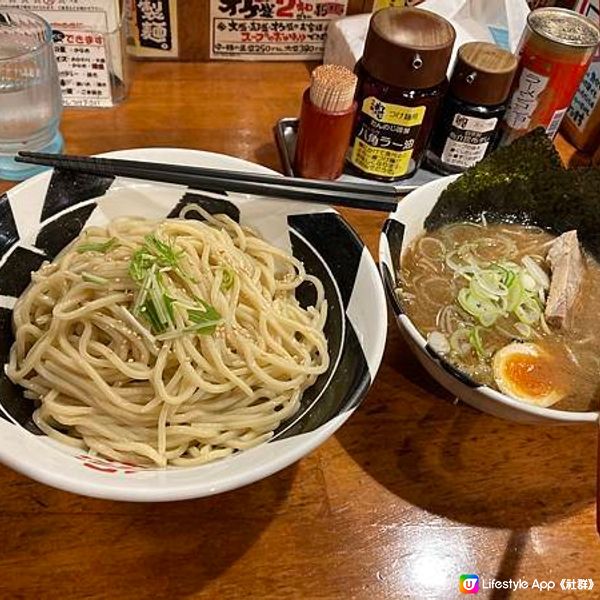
[379,175,597,425]
[0,148,388,500]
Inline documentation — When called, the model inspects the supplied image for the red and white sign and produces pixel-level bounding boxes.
[210,0,349,61]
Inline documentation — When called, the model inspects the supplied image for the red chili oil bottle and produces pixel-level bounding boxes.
[501,7,600,145]
[348,7,455,182]
[427,42,518,174]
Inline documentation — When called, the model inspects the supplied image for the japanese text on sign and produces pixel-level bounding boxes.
[210,0,349,61]
[127,0,178,58]
[136,0,172,51]
[53,28,112,107]
[2,0,122,107]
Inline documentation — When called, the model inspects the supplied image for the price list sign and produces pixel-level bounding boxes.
[52,29,114,107]
[210,0,349,61]
[3,0,122,107]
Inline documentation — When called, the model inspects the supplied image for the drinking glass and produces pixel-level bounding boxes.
[0,8,63,181]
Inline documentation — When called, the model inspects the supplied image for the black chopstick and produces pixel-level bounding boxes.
[16,152,398,212]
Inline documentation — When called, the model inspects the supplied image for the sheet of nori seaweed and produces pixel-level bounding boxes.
[424,128,600,260]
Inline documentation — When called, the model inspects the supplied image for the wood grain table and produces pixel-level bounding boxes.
[0,61,598,600]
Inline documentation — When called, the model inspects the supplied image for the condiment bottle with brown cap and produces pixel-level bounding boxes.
[348,7,455,181]
[427,42,518,174]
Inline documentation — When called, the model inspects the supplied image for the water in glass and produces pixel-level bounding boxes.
[0,9,63,180]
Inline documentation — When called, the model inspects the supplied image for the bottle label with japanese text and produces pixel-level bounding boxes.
[564,0,600,140]
[567,62,600,133]
[504,67,549,131]
[503,35,592,139]
[350,97,426,178]
[441,113,498,169]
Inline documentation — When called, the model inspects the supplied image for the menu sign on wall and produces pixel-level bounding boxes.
[3,0,123,107]
[127,0,179,59]
[210,0,349,61]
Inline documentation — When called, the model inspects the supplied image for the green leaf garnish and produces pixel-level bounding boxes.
[188,300,221,334]
[469,326,485,358]
[220,268,235,292]
[144,234,182,267]
[76,238,118,254]
[141,297,166,334]
[127,233,221,337]
[189,300,221,322]
[129,249,155,282]
[128,234,185,283]
[81,272,109,285]
[164,294,176,322]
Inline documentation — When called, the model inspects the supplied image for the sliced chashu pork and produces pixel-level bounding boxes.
[544,230,585,329]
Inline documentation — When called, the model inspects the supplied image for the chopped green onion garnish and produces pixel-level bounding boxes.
[144,234,183,267]
[452,256,546,330]
[450,328,471,355]
[469,326,485,358]
[188,300,221,334]
[129,249,155,282]
[127,233,221,337]
[188,300,220,322]
[128,234,187,283]
[164,294,176,322]
[220,268,235,292]
[76,238,118,254]
[82,272,109,285]
[142,297,166,333]
[131,264,155,315]
[155,319,222,341]
[514,297,541,325]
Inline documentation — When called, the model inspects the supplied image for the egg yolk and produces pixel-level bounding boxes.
[503,353,555,398]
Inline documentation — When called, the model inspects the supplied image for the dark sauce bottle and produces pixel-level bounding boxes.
[427,42,518,174]
[348,7,455,182]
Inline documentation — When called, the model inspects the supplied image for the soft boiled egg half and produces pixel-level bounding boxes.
[492,342,566,407]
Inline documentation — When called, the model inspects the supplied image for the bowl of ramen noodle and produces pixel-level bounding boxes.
[379,131,600,424]
[0,148,387,500]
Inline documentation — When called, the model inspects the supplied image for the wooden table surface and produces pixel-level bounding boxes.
[0,61,598,600]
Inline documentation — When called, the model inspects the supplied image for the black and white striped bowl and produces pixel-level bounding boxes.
[379,175,597,425]
[0,148,387,500]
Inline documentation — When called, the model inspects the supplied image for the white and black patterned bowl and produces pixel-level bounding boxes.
[0,149,387,500]
[379,176,597,425]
